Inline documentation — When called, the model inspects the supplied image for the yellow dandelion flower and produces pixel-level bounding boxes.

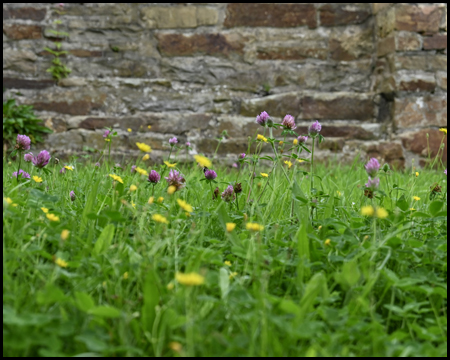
[136,142,152,153]
[130,184,137,192]
[4,197,13,205]
[325,239,331,246]
[127,128,132,133]
[318,226,322,230]
[157,197,164,203]
[175,272,205,286]
[257,134,268,143]
[168,185,176,195]
[105,138,111,142]
[148,196,154,204]
[415,172,419,177]
[229,272,238,280]
[152,214,169,224]
[169,342,182,353]
[64,165,74,171]
[46,213,60,222]
[185,212,191,217]
[135,167,148,176]
[123,272,129,280]
[177,199,193,213]
[33,176,43,183]
[55,258,68,268]
[293,139,298,145]
[142,154,150,161]
[147,125,152,130]
[224,261,232,266]
[167,282,174,291]
[439,128,447,134]
[413,196,420,201]
[164,161,177,168]
[109,174,124,184]
[60,229,70,241]
[41,207,49,213]
[260,173,269,178]
[284,161,293,169]
[298,159,305,163]
[194,155,212,168]
[131,201,136,209]
[361,206,375,217]
[226,223,236,232]
[246,223,264,231]
[376,207,389,219]
[279,141,284,145]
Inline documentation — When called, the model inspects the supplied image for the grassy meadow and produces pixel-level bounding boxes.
[3,127,448,357]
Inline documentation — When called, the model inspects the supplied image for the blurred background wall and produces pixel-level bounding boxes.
[3,3,447,167]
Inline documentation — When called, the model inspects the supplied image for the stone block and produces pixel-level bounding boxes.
[318,138,345,152]
[330,24,374,61]
[33,98,105,116]
[395,31,422,51]
[400,129,447,161]
[69,49,103,58]
[395,96,447,128]
[320,4,371,27]
[423,34,447,50]
[3,7,46,21]
[197,138,269,155]
[3,24,42,40]
[45,131,84,151]
[256,42,328,60]
[3,49,38,73]
[395,4,444,34]
[392,54,447,71]
[372,3,393,15]
[397,73,436,92]
[436,71,447,90]
[157,33,244,58]
[365,141,405,169]
[224,3,317,29]
[3,77,55,90]
[377,36,395,57]
[240,92,301,118]
[377,6,395,38]
[301,93,374,121]
[141,6,218,29]
[297,123,382,140]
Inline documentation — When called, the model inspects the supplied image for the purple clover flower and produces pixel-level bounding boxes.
[221,185,236,202]
[32,150,51,169]
[24,152,34,162]
[60,167,66,174]
[297,136,308,144]
[239,153,246,160]
[186,142,191,147]
[365,177,380,190]
[16,134,31,151]
[281,115,296,130]
[309,121,322,136]
[205,169,217,181]
[165,169,186,191]
[12,169,30,180]
[70,191,76,202]
[232,163,238,168]
[256,111,270,127]
[445,169,447,176]
[365,158,380,178]
[103,130,111,138]
[94,162,101,168]
[131,165,137,174]
[169,137,178,146]
[148,170,161,184]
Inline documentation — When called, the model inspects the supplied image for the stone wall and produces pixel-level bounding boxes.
[3,3,447,167]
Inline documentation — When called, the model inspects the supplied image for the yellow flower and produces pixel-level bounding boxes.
[226,223,236,232]
[175,272,205,286]
[168,185,176,195]
[136,142,152,153]
[229,272,238,280]
[33,176,43,183]
[109,174,124,184]
[169,342,182,353]
[337,191,342,197]
[298,159,305,163]
[246,223,264,231]
[142,154,150,161]
[409,208,416,211]
[64,166,74,171]
[260,173,269,178]
[152,214,169,224]
[41,207,49,213]
[224,261,232,266]
[164,161,177,168]
[257,134,268,143]
[130,184,137,192]
[131,201,136,209]
[135,167,148,176]
[413,196,420,201]
[55,258,68,268]
[177,199,193,213]
[376,207,389,219]
[415,172,419,177]
[46,213,60,222]
[60,229,70,241]
[127,128,132,133]
[167,282,174,291]
[325,239,331,246]
[440,128,447,134]
[148,196,154,204]
[194,155,212,168]
[147,125,152,129]
[361,206,375,217]
[293,139,298,145]
[318,226,322,230]
[123,272,129,280]
[4,197,13,205]
[279,141,284,145]
[105,138,111,142]
[157,197,164,203]
[284,161,293,169]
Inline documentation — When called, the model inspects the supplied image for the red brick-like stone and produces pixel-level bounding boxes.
[69,49,103,58]
[365,142,405,169]
[3,77,55,90]
[398,78,436,92]
[224,3,317,29]
[395,5,443,34]
[400,129,447,162]
[157,33,244,57]
[423,34,447,50]
[395,96,447,128]
[3,24,42,40]
[320,4,371,27]
[4,7,46,21]
[240,93,301,118]
[377,36,395,57]
[301,95,374,121]
[33,100,104,116]
[257,46,327,61]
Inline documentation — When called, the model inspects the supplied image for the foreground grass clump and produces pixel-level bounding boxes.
[3,121,448,357]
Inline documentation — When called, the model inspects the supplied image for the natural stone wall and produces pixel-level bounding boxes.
[3,3,447,167]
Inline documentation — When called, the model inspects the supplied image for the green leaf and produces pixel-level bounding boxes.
[36,284,66,305]
[88,306,121,318]
[219,268,230,299]
[142,270,161,332]
[80,179,99,234]
[75,292,95,312]
[93,224,115,255]
[396,195,409,212]
[429,201,444,217]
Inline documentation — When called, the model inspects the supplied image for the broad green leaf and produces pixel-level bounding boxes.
[219,268,230,299]
[429,201,444,217]
[75,292,95,312]
[93,224,115,255]
[141,270,161,333]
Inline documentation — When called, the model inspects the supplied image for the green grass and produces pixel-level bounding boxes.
[3,148,448,357]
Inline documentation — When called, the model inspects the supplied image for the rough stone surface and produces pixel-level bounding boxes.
[320,4,371,27]
[395,5,444,34]
[141,6,218,29]
[3,24,42,40]
[423,34,447,50]
[3,7,46,21]
[394,96,447,128]
[400,129,447,162]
